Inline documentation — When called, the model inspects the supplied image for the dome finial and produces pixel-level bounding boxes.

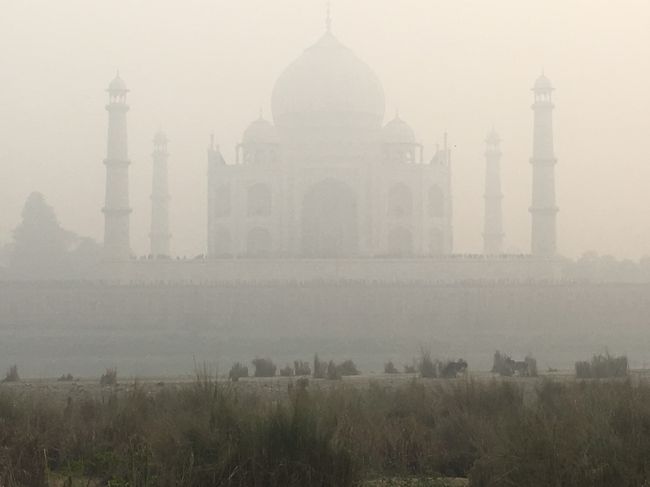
[326,1,332,32]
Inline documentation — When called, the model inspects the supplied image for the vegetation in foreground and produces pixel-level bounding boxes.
[2,373,650,486]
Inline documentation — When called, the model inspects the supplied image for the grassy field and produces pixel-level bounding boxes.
[2,372,650,486]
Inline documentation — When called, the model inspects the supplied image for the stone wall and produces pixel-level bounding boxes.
[0,280,648,377]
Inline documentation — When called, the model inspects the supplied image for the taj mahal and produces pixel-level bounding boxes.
[101,18,559,283]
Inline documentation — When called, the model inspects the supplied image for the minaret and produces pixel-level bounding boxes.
[530,74,558,257]
[102,73,131,261]
[150,131,171,257]
[483,130,504,255]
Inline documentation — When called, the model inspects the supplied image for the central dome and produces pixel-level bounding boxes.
[271,32,385,126]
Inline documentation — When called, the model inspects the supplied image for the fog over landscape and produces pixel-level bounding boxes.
[5,2,650,485]
[2,0,650,258]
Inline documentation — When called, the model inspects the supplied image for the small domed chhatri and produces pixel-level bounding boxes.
[108,72,128,92]
[243,117,279,145]
[383,114,416,145]
[533,73,553,91]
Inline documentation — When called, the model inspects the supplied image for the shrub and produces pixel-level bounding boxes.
[492,350,513,376]
[294,360,311,376]
[252,357,277,378]
[418,349,438,378]
[229,362,249,381]
[337,359,360,376]
[3,365,19,382]
[280,365,294,377]
[525,355,538,377]
[313,354,327,379]
[57,373,74,382]
[439,359,468,378]
[492,351,537,377]
[404,363,417,374]
[384,360,399,374]
[99,368,117,386]
[326,360,341,380]
[575,352,628,379]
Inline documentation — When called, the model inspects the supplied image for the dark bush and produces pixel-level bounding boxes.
[575,352,628,379]
[337,360,360,376]
[492,350,513,376]
[418,349,438,378]
[439,359,468,378]
[384,361,399,374]
[294,360,311,376]
[229,362,249,381]
[404,363,417,374]
[3,365,19,382]
[280,365,294,377]
[493,351,537,377]
[57,373,74,382]
[313,354,327,379]
[99,368,116,386]
[525,355,538,377]
[252,357,277,378]
[326,361,341,380]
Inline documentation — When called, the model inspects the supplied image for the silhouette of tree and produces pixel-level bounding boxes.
[11,192,69,276]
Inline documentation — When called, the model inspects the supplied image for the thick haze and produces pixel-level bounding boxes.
[1,0,649,259]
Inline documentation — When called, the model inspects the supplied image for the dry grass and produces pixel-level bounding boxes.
[2,374,650,486]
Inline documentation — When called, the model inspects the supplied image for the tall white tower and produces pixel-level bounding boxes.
[102,73,131,261]
[150,131,171,257]
[530,74,558,257]
[483,130,504,255]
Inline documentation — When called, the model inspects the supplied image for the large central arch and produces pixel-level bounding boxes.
[301,179,358,257]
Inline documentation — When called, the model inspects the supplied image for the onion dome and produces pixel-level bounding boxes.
[271,31,385,126]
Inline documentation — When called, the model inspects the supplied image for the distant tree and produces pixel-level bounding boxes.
[100,368,117,386]
[326,361,341,380]
[313,354,326,379]
[280,365,294,377]
[418,349,438,378]
[337,360,360,376]
[11,192,69,276]
[293,360,311,376]
[439,359,468,378]
[404,363,417,374]
[229,362,249,381]
[252,358,276,377]
[575,352,628,379]
[3,365,19,382]
[384,361,399,374]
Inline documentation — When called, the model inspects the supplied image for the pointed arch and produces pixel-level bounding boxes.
[301,179,358,257]
[387,183,413,218]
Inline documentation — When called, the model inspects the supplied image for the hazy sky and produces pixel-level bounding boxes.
[1,0,649,259]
